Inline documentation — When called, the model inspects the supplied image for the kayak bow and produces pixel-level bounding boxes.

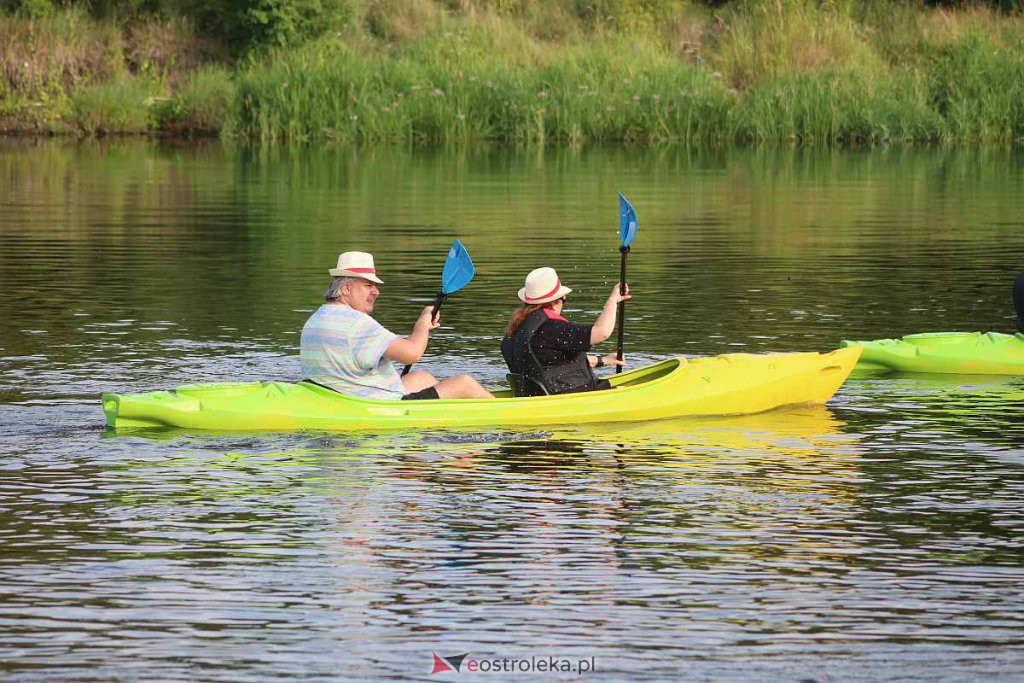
[841,331,1024,376]
[103,347,861,432]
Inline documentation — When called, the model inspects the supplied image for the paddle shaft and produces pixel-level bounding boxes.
[401,292,446,376]
[615,245,629,374]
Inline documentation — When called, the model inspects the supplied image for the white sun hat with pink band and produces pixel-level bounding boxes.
[518,267,573,304]
[329,251,384,284]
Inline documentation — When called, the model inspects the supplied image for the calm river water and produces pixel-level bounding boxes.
[1,140,1023,680]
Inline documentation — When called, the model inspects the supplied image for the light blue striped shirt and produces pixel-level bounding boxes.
[300,304,404,399]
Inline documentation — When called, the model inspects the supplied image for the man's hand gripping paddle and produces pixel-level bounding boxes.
[401,240,476,376]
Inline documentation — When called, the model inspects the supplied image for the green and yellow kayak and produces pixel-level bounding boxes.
[103,347,860,432]
[841,331,1024,376]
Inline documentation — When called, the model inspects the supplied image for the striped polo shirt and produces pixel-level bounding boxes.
[300,304,404,399]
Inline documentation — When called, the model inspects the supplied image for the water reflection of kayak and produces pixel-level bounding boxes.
[103,348,860,432]
[842,332,1024,377]
[490,404,857,475]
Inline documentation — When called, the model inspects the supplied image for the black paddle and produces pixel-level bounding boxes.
[615,193,638,373]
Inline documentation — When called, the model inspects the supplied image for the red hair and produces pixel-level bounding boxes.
[505,302,555,335]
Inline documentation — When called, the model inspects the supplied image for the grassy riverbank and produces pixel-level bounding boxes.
[3,1,1024,144]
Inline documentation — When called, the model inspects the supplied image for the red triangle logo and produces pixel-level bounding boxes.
[431,652,454,674]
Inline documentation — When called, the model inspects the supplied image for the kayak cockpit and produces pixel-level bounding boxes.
[490,357,682,398]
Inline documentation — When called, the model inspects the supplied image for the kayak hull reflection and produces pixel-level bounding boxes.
[103,348,861,432]
[841,332,1024,376]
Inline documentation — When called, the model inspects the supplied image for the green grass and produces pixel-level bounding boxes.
[4,2,1024,144]
[70,75,162,135]
[0,6,122,130]
[928,32,1024,141]
[157,66,236,136]
[709,0,887,91]
[233,33,734,144]
[730,67,945,144]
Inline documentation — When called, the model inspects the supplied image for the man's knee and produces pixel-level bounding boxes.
[435,374,469,398]
[450,374,492,398]
[402,370,437,393]
[455,374,484,391]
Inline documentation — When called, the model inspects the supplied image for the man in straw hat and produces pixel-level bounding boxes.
[501,266,630,396]
[301,251,493,400]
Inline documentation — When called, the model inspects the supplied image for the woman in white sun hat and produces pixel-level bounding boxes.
[501,267,631,396]
[300,251,493,401]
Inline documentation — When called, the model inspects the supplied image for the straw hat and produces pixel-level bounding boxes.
[518,267,572,304]
[329,251,384,284]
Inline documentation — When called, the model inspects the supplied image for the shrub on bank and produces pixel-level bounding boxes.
[70,75,161,134]
[157,65,236,136]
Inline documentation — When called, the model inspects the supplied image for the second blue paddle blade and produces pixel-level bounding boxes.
[618,193,638,248]
[441,240,475,294]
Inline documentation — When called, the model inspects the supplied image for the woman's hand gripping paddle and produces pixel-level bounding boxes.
[401,240,476,376]
[615,193,638,374]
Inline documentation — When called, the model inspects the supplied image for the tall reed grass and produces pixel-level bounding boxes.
[929,33,1024,141]
[730,68,945,144]
[710,0,886,90]
[234,34,734,144]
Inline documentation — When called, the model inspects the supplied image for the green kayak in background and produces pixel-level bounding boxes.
[841,332,1024,376]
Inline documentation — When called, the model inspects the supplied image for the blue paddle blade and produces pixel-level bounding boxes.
[440,239,475,295]
[618,192,638,248]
